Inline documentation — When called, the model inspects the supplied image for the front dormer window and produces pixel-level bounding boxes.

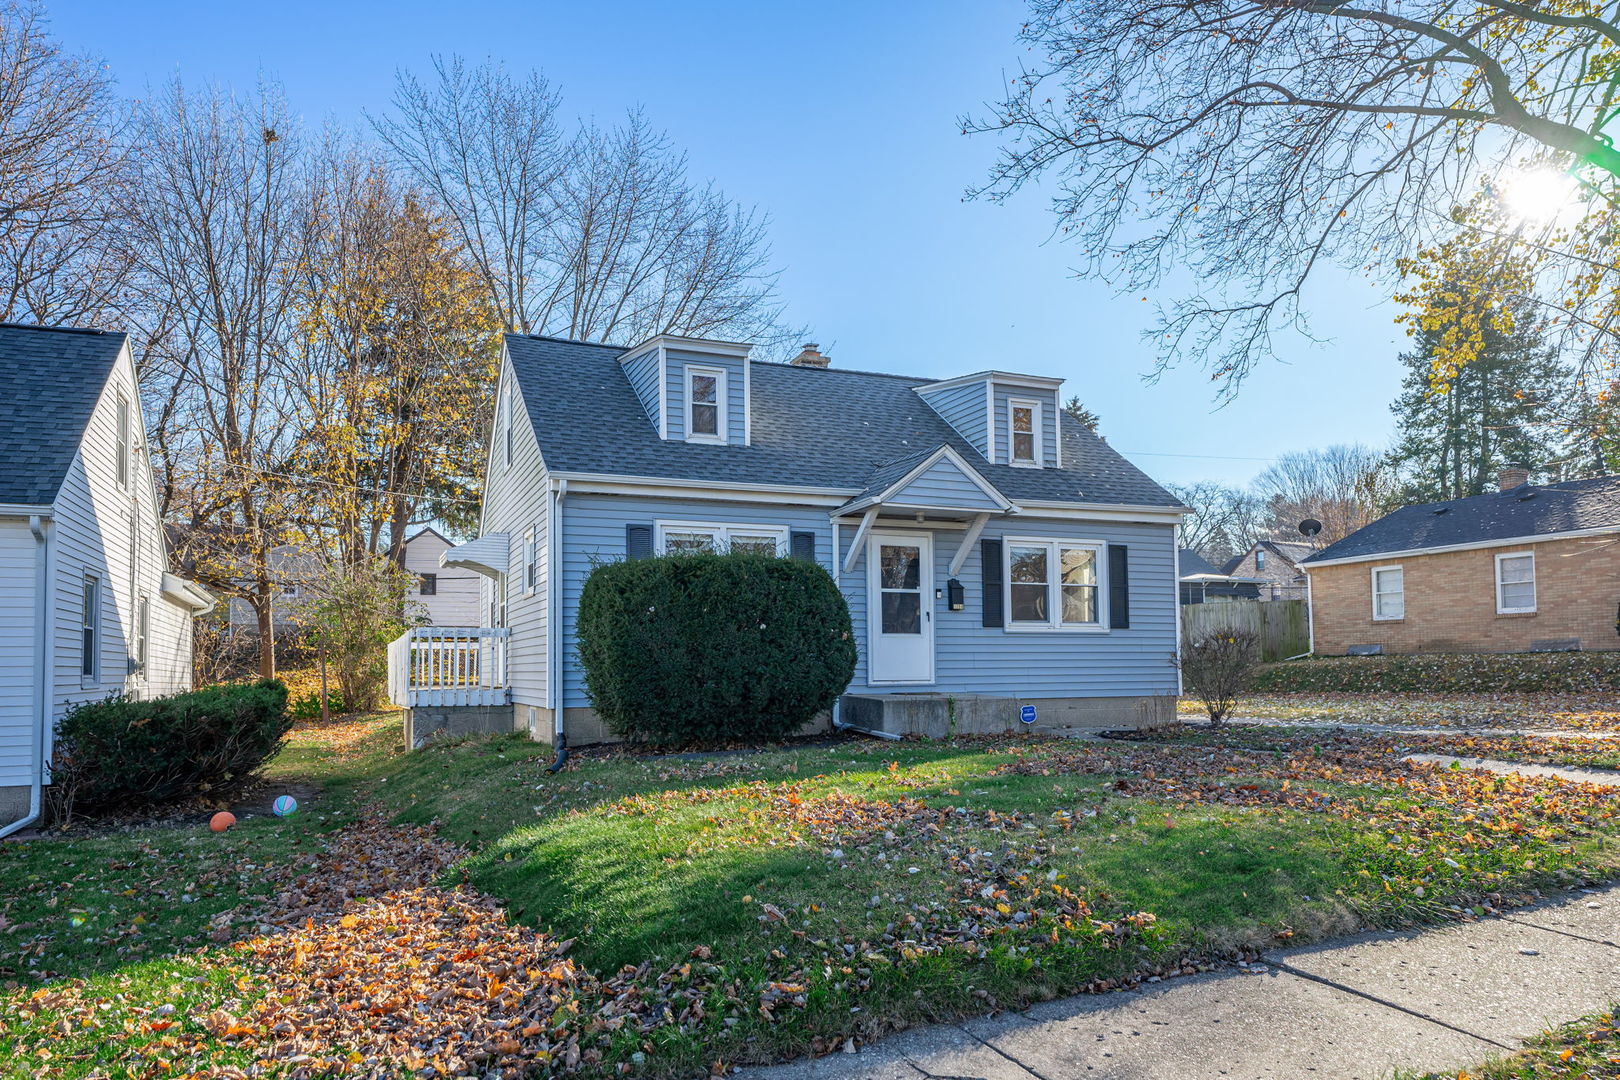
[686,365,726,443]
[1010,399,1040,466]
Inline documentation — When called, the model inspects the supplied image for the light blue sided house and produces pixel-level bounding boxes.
[386,337,1189,746]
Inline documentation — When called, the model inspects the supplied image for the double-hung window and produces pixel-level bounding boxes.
[418,573,438,596]
[1496,552,1536,614]
[80,575,100,684]
[133,594,149,675]
[502,383,514,468]
[1371,565,1404,620]
[1005,538,1105,630]
[685,366,726,443]
[1009,399,1040,466]
[655,520,787,556]
[524,528,539,594]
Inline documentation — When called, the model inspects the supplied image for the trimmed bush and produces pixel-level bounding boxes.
[1254,651,1620,694]
[1179,629,1261,725]
[48,679,292,821]
[577,552,857,746]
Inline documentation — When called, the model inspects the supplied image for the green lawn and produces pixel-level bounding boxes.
[5,710,1620,1077]
[1401,1005,1620,1079]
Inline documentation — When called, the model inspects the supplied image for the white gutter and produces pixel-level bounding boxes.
[549,478,568,744]
[2,514,51,839]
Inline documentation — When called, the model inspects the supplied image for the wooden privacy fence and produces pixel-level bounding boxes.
[1182,599,1309,662]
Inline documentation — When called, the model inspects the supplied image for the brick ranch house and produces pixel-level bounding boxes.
[1299,467,1620,655]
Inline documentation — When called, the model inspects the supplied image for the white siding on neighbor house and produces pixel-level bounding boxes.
[887,457,1006,511]
[48,346,195,749]
[479,356,550,707]
[663,347,749,445]
[835,515,1179,698]
[916,381,990,459]
[0,521,40,789]
[403,531,481,626]
[992,384,1060,467]
[620,346,663,434]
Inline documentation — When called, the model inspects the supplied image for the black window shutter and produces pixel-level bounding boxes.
[1108,543,1130,629]
[790,531,816,562]
[625,524,654,559]
[981,538,1003,628]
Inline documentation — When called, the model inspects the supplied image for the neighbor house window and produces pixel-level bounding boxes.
[1005,538,1104,630]
[1371,565,1404,620]
[418,573,438,596]
[685,366,726,443]
[524,528,538,594]
[1496,552,1536,614]
[133,594,149,675]
[81,575,100,683]
[655,521,787,556]
[116,391,131,489]
[1009,399,1040,465]
[1255,549,1266,570]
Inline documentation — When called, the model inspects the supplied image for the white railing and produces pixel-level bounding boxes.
[387,626,512,708]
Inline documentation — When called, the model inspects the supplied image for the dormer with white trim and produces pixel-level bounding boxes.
[915,371,1064,468]
[619,334,753,446]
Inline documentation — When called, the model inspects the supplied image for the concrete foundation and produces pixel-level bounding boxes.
[515,703,833,747]
[404,704,522,748]
[0,784,31,824]
[838,693,1175,739]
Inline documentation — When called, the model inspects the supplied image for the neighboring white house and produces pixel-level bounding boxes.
[0,323,215,836]
[220,527,480,632]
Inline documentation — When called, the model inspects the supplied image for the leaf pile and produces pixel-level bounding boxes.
[1254,652,1620,695]
[1178,692,1620,731]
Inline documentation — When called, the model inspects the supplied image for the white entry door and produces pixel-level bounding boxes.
[867,532,934,684]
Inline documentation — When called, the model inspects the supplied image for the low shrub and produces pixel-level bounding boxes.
[1255,651,1620,694]
[577,552,857,746]
[47,679,292,821]
[289,689,347,720]
[1178,629,1261,726]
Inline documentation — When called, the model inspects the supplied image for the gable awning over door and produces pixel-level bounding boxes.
[834,444,1018,518]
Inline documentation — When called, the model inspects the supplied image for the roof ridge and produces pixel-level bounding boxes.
[0,322,115,336]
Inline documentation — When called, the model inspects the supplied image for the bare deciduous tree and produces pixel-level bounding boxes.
[119,78,311,677]
[1168,481,1263,565]
[373,58,796,350]
[1253,444,1398,544]
[966,0,1620,393]
[0,0,128,325]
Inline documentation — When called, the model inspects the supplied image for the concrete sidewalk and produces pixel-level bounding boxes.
[736,758,1620,1080]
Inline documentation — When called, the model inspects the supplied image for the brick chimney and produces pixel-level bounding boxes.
[789,342,829,368]
[1498,462,1530,491]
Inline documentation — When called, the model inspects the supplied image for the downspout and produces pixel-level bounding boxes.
[1172,527,1184,696]
[1281,568,1316,662]
[545,478,569,773]
[2,515,50,839]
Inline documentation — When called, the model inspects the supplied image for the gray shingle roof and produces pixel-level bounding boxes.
[507,335,1182,508]
[1302,475,1620,563]
[0,324,126,505]
[1178,549,1224,578]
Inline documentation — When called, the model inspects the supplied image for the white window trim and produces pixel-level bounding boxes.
[1002,536,1108,633]
[502,381,515,469]
[655,519,788,555]
[133,593,149,678]
[116,390,132,489]
[81,574,100,687]
[523,528,538,596]
[684,364,728,444]
[1370,564,1404,621]
[1495,550,1537,614]
[1007,397,1043,467]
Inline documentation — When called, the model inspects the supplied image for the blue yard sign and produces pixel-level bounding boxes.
[1019,704,1037,725]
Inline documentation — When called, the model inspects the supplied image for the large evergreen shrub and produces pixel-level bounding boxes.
[48,679,292,821]
[577,552,857,745]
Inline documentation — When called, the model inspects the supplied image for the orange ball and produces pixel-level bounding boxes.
[209,811,236,833]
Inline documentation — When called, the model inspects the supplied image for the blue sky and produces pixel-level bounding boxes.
[53,0,1407,487]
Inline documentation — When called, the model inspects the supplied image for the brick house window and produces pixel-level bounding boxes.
[1371,565,1404,620]
[1496,552,1536,614]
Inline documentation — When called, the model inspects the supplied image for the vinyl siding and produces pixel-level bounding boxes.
[550,492,1178,707]
[403,532,482,626]
[992,385,1059,467]
[916,382,990,459]
[0,521,39,788]
[556,494,831,705]
[664,347,749,446]
[837,515,1178,697]
[47,345,194,775]
[888,457,1006,511]
[620,346,662,434]
[479,356,551,707]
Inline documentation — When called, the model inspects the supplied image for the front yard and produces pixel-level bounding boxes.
[5,701,1620,1077]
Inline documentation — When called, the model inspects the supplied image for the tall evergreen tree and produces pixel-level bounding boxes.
[1388,294,1565,503]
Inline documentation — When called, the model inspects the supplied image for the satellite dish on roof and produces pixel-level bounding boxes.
[1298,519,1323,538]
